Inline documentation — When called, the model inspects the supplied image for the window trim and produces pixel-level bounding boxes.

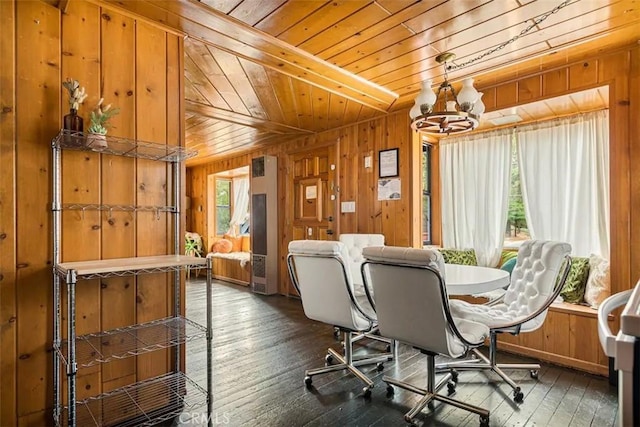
[214,178,232,236]
[422,144,432,246]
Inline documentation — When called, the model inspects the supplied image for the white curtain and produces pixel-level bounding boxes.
[518,110,609,257]
[440,128,513,266]
[228,176,250,234]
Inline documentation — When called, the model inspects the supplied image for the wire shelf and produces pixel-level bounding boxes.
[60,204,177,213]
[57,316,206,368]
[52,130,198,162]
[59,372,207,427]
[55,255,207,280]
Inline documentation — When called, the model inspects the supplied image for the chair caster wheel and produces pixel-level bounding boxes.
[450,369,459,383]
[447,380,456,395]
[480,415,490,426]
[513,389,524,403]
[363,387,372,399]
[386,385,394,396]
[427,401,435,410]
[325,354,334,364]
[333,328,340,339]
[376,362,384,371]
[304,376,312,388]
[530,369,539,379]
[386,344,392,352]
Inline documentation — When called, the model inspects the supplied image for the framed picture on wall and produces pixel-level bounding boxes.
[378,148,399,178]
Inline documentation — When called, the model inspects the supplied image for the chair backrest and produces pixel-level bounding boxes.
[287,240,373,332]
[339,234,385,287]
[362,246,471,358]
[503,240,572,329]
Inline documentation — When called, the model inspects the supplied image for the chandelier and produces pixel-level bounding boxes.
[409,52,485,136]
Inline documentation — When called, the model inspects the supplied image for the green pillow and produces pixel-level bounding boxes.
[500,257,517,275]
[560,257,590,303]
[439,249,478,266]
[500,250,518,266]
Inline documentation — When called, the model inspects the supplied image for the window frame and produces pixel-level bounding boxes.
[504,136,530,248]
[214,178,232,236]
[422,143,432,246]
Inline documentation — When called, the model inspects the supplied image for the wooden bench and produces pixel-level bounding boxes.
[206,252,251,286]
[497,301,614,376]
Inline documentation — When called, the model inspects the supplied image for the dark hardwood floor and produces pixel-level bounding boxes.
[179,278,618,426]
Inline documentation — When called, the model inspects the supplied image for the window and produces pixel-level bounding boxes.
[505,139,530,246]
[422,144,432,245]
[215,179,231,235]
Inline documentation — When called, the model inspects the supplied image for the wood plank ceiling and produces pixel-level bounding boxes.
[100,0,640,164]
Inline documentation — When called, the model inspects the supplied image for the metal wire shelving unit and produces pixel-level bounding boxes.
[61,372,208,427]
[51,130,213,427]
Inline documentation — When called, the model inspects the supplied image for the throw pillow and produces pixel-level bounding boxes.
[211,238,233,254]
[223,234,243,252]
[584,254,610,309]
[560,256,590,303]
[439,249,478,265]
[500,257,518,275]
[500,250,518,266]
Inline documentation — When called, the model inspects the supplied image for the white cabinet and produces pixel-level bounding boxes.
[51,130,212,426]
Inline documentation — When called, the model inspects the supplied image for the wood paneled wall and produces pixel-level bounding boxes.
[0,1,185,425]
[187,110,422,294]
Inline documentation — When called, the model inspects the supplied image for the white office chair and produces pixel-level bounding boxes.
[339,233,385,295]
[362,246,490,426]
[338,233,391,347]
[287,240,393,397]
[445,240,572,402]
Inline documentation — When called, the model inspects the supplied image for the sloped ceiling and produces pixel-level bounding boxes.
[99,0,639,164]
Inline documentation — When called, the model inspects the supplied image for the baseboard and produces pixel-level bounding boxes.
[212,274,249,286]
[498,341,609,376]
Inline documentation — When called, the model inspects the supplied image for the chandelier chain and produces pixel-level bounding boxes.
[447,0,572,71]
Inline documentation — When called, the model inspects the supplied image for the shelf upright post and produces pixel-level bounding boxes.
[173,161,180,378]
[52,140,62,424]
[171,160,182,417]
[206,255,213,426]
[66,269,78,427]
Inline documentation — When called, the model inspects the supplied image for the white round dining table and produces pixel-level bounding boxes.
[444,264,510,295]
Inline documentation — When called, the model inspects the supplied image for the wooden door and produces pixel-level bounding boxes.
[287,145,338,295]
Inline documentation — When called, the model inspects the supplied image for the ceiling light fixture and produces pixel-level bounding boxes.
[409,52,484,136]
[409,0,571,136]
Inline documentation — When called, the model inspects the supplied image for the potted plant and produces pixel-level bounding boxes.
[86,98,119,150]
[61,78,88,144]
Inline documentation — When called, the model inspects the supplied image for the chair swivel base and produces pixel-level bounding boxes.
[437,347,540,402]
[304,331,393,397]
[384,355,489,426]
